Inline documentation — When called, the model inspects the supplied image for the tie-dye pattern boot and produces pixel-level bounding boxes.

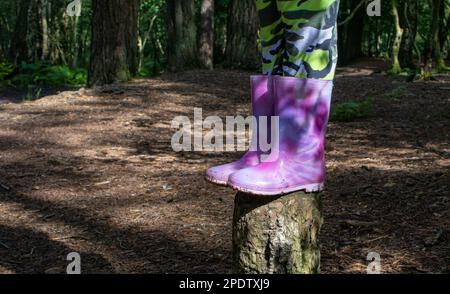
[205,75,274,186]
[228,76,332,195]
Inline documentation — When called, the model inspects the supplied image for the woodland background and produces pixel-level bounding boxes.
[0,0,449,274]
[0,0,448,90]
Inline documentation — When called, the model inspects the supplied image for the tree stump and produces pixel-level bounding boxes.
[232,191,323,274]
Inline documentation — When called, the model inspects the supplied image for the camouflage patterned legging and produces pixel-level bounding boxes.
[256,0,340,80]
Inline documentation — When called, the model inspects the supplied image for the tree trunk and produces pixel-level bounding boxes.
[127,0,140,76]
[435,0,448,71]
[233,192,323,274]
[40,0,49,60]
[138,14,158,72]
[225,0,259,70]
[423,0,443,76]
[88,0,140,86]
[71,15,80,68]
[375,18,381,56]
[338,0,365,65]
[199,0,214,69]
[27,0,41,62]
[391,0,404,74]
[9,0,32,64]
[399,0,418,69]
[367,17,374,57]
[166,0,198,71]
[439,8,450,59]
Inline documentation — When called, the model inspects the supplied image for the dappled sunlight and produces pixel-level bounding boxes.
[1,69,449,273]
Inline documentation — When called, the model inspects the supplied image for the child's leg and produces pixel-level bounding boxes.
[277,0,340,80]
[256,0,284,75]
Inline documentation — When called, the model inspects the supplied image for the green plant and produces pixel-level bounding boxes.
[9,62,87,87]
[0,62,16,80]
[23,86,42,101]
[330,99,373,122]
[138,56,167,77]
[385,86,407,100]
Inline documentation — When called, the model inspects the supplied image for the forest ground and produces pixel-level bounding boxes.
[0,59,449,273]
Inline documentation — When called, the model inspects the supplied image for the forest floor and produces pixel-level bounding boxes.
[0,59,449,274]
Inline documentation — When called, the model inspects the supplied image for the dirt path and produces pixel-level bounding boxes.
[0,67,449,273]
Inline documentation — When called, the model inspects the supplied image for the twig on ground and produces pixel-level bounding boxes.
[0,240,10,249]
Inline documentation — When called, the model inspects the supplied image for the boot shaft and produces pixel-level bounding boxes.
[250,75,274,118]
[273,76,332,135]
[272,76,333,155]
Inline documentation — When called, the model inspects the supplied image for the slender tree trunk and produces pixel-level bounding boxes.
[40,0,49,60]
[375,18,381,56]
[423,0,443,76]
[338,0,365,65]
[28,0,41,61]
[127,1,140,75]
[71,11,80,68]
[439,9,450,59]
[10,0,32,64]
[391,0,404,74]
[138,14,157,71]
[435,1,448,71]
[199,0,214,69]
[166,0,198,71]
[88,0,140,86]
[225,0,259,70]
[0,13,12,59]
[367,18,374,57]
[399,0,418,69]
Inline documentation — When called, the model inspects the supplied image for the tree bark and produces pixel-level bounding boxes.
[88,0,139,86]
[435,0,448,71]
[71,15,80,68]
[225,0,259,70]
[166,0,198,71]
[438,7,449,59]
[338,0,365,65]
[391,0,404,74]
[233,192,323,274]
[422,0,443,76]
[127,0,140,75]
[40,0,49,61]
[199,0,214,69]
[399,0,418,69]
[9,0,33,64]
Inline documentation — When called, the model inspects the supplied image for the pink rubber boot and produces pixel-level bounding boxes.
[205,75,274,186]
[228,76,333,195]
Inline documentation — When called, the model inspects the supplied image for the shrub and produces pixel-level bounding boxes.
[0,62,16,80]
[7,62,87,87]
[330,99,373,122]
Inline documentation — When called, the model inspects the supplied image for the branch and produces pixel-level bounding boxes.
[338,0,367,27]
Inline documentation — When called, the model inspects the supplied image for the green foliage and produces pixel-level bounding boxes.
[385,86,408,100]
[330,99,373,122]
[388,67,414,76]
[138,56,167,77]
[139,0,166,73]
[6,62,87,87]
[23,86,42,101]
[0,62,15,80]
